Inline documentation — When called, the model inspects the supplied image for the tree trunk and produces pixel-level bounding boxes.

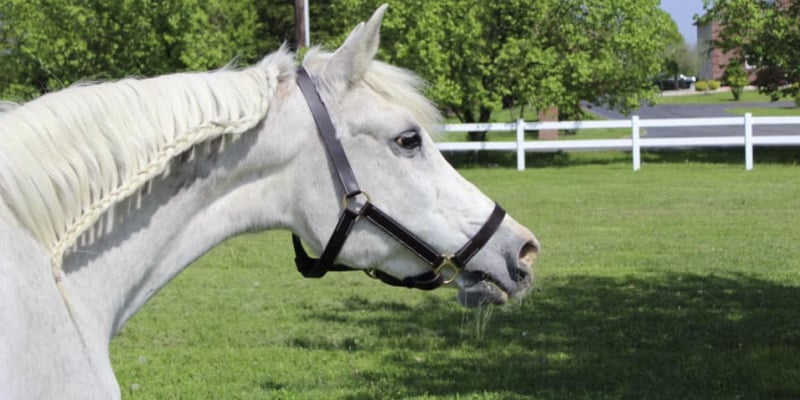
[466,107,492,142]
[537,106,559,140]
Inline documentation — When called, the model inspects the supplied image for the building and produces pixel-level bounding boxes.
[695,0,790,82]
[696,19,729,81]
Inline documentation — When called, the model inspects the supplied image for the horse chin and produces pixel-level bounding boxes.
[456,274,510,308]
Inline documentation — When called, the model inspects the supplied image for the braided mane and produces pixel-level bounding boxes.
[0,48,295,268]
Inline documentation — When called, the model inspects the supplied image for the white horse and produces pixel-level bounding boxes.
[0,5,538,399]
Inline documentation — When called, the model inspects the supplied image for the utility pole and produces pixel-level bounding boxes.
[294,0,310,49]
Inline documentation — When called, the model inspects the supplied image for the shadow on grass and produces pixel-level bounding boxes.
[304,273,800,399]
[644,147,800,166]
[443,150,631,169]
[444,147,800,169]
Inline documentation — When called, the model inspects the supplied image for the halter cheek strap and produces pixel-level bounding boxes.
[291,67,505,290]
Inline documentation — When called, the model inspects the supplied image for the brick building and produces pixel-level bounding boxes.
[696,0,790,82]
[696,20,731,81]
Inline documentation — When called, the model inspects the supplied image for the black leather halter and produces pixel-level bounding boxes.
[292,67,506,290]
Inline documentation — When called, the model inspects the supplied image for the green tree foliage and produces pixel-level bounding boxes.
[0,0,276,100]
[703,0,800,101]
[320,0,674,123]
[2,0,676,122]
[661,17,699,81]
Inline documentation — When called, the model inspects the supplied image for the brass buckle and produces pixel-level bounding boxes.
[363,268,379,280]
[434,256,461,284]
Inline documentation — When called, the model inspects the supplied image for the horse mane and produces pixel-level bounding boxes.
[0,46,295,266]
[0,44,439,269]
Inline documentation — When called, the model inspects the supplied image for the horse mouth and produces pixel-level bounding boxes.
[457,271,512,308]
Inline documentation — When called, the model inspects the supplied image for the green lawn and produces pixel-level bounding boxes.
[655,90,776,104]
[111,161,800,399]
[726,107,800,117]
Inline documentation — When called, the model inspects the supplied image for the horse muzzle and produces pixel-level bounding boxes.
[456,226,538,308]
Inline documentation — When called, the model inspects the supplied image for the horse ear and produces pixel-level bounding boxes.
[325,4,388,87]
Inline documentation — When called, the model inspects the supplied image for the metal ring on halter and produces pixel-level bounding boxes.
[434,256,461,284]
[342,190,371,212]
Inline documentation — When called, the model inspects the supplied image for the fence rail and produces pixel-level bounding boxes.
[436,113,800,171]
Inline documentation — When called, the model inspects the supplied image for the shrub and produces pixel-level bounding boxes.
[730,86,743,100]
[694,81,708,91]
[724,62,749,101]
[708,80,721,90]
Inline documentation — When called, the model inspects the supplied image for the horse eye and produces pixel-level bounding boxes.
[394,130,421,150]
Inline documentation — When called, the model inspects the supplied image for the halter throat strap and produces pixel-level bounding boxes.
[292,67,505,290]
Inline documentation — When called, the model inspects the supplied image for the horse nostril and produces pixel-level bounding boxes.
[519,240,539,267]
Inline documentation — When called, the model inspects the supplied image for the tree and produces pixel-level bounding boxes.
[316,0,674,127]
[661,17,699,84]
[0,0,267,101]
[703,0,800,102]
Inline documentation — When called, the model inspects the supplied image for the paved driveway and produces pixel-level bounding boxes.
[586,101,798,137]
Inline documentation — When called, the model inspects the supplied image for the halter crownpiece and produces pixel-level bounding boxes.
[291,67,506,290]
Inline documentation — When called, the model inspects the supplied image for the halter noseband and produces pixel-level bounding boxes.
[291,67,505,290]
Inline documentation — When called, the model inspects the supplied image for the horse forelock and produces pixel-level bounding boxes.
[0,47,296,265]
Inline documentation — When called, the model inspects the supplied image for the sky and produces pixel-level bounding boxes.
[659,0,707,46]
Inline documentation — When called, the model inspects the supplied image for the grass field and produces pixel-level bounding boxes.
[726,107,800,117]
[655,90,776,105]
[110,156,800,399]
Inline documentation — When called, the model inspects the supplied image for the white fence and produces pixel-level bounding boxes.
[436,113,800,171]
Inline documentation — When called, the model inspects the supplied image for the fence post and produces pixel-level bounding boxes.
[632,115,641,171]
[744,112,753,170]
[516,118,525,171]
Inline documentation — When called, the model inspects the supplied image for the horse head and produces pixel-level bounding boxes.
[281,5,539,307]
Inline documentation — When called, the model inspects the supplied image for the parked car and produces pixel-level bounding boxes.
[654,74,696,90]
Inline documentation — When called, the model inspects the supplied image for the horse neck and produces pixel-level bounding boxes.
[61,130,296,339]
